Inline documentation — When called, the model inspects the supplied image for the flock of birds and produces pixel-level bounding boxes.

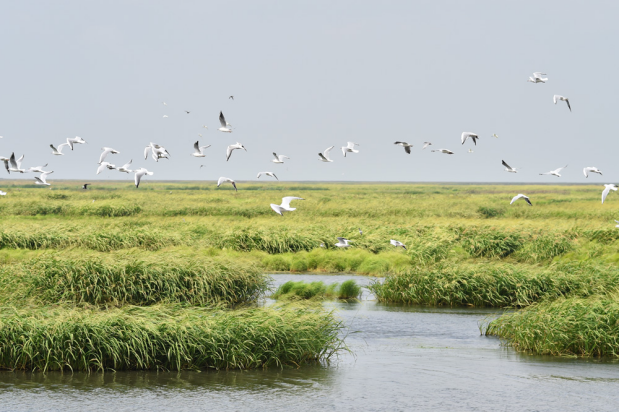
[0,74,617,243]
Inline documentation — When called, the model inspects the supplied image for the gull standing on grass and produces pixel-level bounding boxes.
[8,153,26,173]
[510,194,532,206]
[96,162,116,175]
[117,160,133,173]
[540,165,567,177]
[602,184,618,204]
[34,171,53,186]
[527,72,548,83]
[270,196,304,216]
[390,239,407,249]
[461,132,479,146]
[502,160,518,173]
[257,171,278,180]
[272,153,289,164]
[51,143,70,155]
[334,237,352,248]
[226,143,246,161]
[318,146,334,162]
[341,142,359,157]
[394,142,413,154]
[191,141,211,157]
[99,147,119,164]
[423,142,432,150]
[134,168,153,188]
[218,111,232,133]
[217,177,237,191]
[553,95,571,112]
[431,149,454,154]
[583,167,603,178]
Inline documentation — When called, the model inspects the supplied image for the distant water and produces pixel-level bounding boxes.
[1,274,618,412]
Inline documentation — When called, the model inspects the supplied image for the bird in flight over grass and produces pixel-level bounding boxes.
[217,177,237,191]
[34,171,53,186]
[335,237,352,248]
[96,162,116,175]
[540,165,567,177]
[257,171,278,180]
[99,147,119,164]
[319,146,334,162]
[394,141,413,154]
[390,239,407,249]
[510,194,532,206]
[583,167,602,178]
[8,153,25,173]
[270,196,304,216]
[602,184,618,204]
[117,160,133,173]
[134,168,153,188]
[82,184,91,190]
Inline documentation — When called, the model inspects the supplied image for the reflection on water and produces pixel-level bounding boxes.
[1,274,618,412]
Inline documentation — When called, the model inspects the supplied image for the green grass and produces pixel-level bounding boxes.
[271,280,362,301]
[483,293,619,357]
[0,304,345,371]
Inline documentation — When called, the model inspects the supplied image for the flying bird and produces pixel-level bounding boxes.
[390,239,407,249]
[341,142,359,157]
[602,184,618,204]
[270,196,304,216]
[192,141,211,157]
[468,149,474,153]
[8,153,25,173]
[257,171,278,180]
[66,136,87,150]
[502,160,518,173]
[229,96,234,100]
[99,147,119,164]
[34,171,53,186]
[540,165,567,177]
[162,115,168,118]
[492,134,499,138]
[226,142,246,161]
[510,194,532,206]
[50,143,70,155]
[96,162,116,175]
[334,237,352,248]
[394,142,413,154]
[144,142,170,162]
[82,184,91,190]
[134,168,153,188]
[318,146,335,162]
[527,72,548,83]
[553,95,571,112]
[217,177,237,191]
[218,111,232,132]
[26,163,49,173]
[272,153,289,163]
[583,167,603,178]
[423,142,432,150]
[461,132,479,146]
[185,110,190,114]
[431,149,454,154]
[117,160,133,173]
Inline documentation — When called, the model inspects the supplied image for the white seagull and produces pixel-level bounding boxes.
[117,160,133,173]
[502,160,518,173]
[540,165,567,177]
[217,177,237,191]
[257,171,278,180]
[602,184,618,204]
[394,141,413,154]
[527,72,548,83]
[270,196,304,216]
[50,143,70,155]
[461,132,479,146]
[583,167,602,178]
[341,142,360,157]
[553,95,571,112]
[26,164,49,173]
[423,142,432,150]
[134,168,153,188]
[510,194,532,206]
[334,237,352,248]
[318,146,334,162]
[0,190,6,195]
[8,153,26,173]
[99,147,119,164]
[192,141,211,157]
[67,136,87,150]
[431,149,454,154]
[96,162,116,175]
[144,142,170,162]
[218,111,232,132]
[34,171,53,186]
[390,239,407,250]
[226,143,246,162]
[272,153,289,164]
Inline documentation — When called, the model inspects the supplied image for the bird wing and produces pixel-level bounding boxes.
[524,196,532,206]
[9,153,17,169]
[96,164,107,175]
[2,159,9,174]
[280,196,303,209]
[99,148,111,164]
[34,176,44,184]
[318,153,327,161]
[502,160,512,169]
[217,177,226,187]
[533,72,544,77]
[566,99,571,111]
[194,141,200,152]
[134,170,145,188]
[423,142,431,149]
[122,159,133,169]
[602,186,612,204]
[553,95,559,104]
[405,146,411,154]
[226,145,234,161]
[143,146,152,160]
[270,204,283,215]
[510,194,522,205]
[66,138,74,150]
[257,172,263,178]
[272,173,278,180]
[50,144,57,152]
[231,181,237,191]
[341,147,347,157]
[555,165,568,173]
[461,133,469,145]
[219,111,226,127]
[199,145,211,151]
[324,146,334,157]
[336,237,347,243]
[584,168,590,178]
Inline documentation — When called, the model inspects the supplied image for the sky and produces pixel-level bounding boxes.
[1,0,618,183]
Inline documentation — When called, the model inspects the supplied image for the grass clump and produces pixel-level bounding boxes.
[0,257,269,307]
[483,293,619,357]
[0,304,345,371]
[271,280,362,301]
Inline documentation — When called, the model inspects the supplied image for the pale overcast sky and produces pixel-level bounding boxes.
[1,1,617,183]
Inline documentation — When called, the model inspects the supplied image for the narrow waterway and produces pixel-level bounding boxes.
[0,274,617,411]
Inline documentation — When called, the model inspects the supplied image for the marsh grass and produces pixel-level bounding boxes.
[271,280,362,301]
[483,293,619,357]
[0,304,345,371]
